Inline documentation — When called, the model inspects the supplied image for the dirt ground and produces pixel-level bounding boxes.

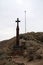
[12,56,43,65]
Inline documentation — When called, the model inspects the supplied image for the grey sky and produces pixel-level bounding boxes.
[0,0,43,41]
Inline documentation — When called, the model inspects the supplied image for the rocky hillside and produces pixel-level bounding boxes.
[0,32,43,65]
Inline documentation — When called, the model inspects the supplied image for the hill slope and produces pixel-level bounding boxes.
[0,32,43,65]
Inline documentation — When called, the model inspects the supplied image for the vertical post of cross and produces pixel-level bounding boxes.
[16,18,20,46]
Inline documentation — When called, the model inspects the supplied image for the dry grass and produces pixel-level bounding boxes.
[0,32,43,65]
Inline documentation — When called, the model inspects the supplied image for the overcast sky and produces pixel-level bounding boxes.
[0,0,43,41]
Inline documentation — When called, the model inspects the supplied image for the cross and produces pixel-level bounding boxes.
[16,18,20,46]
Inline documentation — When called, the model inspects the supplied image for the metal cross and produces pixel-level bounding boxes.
[16,18,20,46]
